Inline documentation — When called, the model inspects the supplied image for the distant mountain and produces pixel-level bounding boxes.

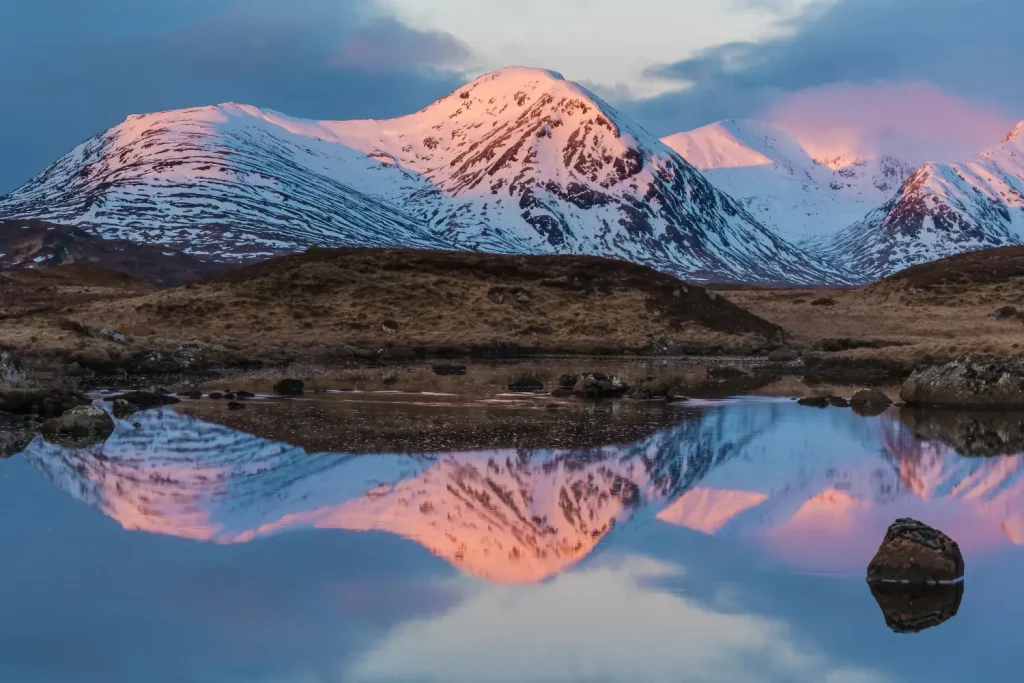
[819,122,1024,279]
[661,119,916,244]
[0,68,846,285]
[0,219,224,286]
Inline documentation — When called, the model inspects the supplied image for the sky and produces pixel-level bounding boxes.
[0,0,1021,193]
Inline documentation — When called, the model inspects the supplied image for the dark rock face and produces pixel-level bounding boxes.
[867,518,964,584]
[0,351,29,385]
[273,379,305,396]
[111,391,181,410]
[898,408,1024,457]
[572,373,629,399]
[868,581,964,633]
[432,365,467,376]
[850,389,893,416]
[507,377,544,392]
[111,399,136,420]
[0,388,88,418]
[901,354,1024,407]
[41,404,115,448]
[988,305,1018,320]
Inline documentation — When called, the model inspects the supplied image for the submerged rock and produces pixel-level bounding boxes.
[850,389,893,416]
[273,379,305,396]
[507,376,544,393]
[901,354,1024,408]
[41,405,115,448]
[868,581,964,634]
[572,373,629,399]
[111,399,136,420]
[110,390,181,410]
[867,518,964,584]
[797,396,831,408]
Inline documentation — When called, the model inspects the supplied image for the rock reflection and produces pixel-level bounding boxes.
[898,407,1024,457]
[867,581,964,633]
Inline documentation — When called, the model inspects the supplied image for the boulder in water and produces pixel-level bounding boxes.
[868,581,964,633]
[572,373,629,399]
[901,354,1024,408]
[850,389,893,416]
[507,376,544,392]
[273,379,305,396]
[867,518,964,584]
[41,405,115,448]
[110,390,181,410]
[111,399,136,420]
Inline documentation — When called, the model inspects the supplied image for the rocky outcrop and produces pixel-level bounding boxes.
[866,518,964,584]
[868,581,964,633]
[901,354,1024,407]
[0,352,29,385]
[0,387,88,418]
[41,404,115,448]
[273,379,305,396]
[571,373,629,399]
[850,389,893,417]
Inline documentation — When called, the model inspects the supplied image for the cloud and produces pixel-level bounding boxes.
[0,0,469,193]
[764,82,1018,163]
[625,0,1022,138]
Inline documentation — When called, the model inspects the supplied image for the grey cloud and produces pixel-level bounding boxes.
[0,0,468,193]
[624,0,1023,136]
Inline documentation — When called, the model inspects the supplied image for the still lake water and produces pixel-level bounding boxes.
[2,390,1023,682]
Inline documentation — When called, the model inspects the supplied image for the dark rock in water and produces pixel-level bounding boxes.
[234,391,256,398]
[558,374,581,388]
[154,387,172,395]
[901,354,1024,408]
[223,393,237,400]
[177,390,203,399]
[707,365,748,380]
[767,348,801,362]
[432,365,466,376]
[0,414,38,458]
[227,401,246,411]
[850,389,893,416]
[572,373,629,399]
[988,305,1018,320]
[798,396,831,408]
[208,392,224,400]
[273,379,305,395]
[868,581,963,633]
[867,518,964,584]
[827,396,851,408]
[0,351,29,385]
[110,390,181,410]
[629,377,675,400]
[549,387,574,398]
[545,403,562,411]
[0,388,88,418]
[898,408,1024,457]
[507,376,544,392]
[111,399,136,420]
[41,404,115,448]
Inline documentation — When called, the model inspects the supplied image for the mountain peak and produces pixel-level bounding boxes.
[1004,120,1024,144]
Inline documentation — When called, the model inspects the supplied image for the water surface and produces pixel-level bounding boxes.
[2,392,1023,682]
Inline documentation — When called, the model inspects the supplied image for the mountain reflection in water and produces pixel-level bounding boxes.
[20,398,1024,583]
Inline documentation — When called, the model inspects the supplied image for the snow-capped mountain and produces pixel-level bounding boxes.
[0,68,844,284]
[19,399,1024,583]
[819,122,1024,279]
[661,119,916,244]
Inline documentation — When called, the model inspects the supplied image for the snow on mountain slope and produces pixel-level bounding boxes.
[0,68,846,284]
[819,122,1024,279]
[662,119,915,243]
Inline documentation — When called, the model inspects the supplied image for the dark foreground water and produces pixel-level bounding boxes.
[2,394,1023,682]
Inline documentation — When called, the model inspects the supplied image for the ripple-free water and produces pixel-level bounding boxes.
[2,396,1022,682]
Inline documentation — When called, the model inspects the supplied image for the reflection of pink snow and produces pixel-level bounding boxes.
[657,488,768,534]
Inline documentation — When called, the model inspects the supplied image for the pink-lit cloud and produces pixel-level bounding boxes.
[763,81,1017,163]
